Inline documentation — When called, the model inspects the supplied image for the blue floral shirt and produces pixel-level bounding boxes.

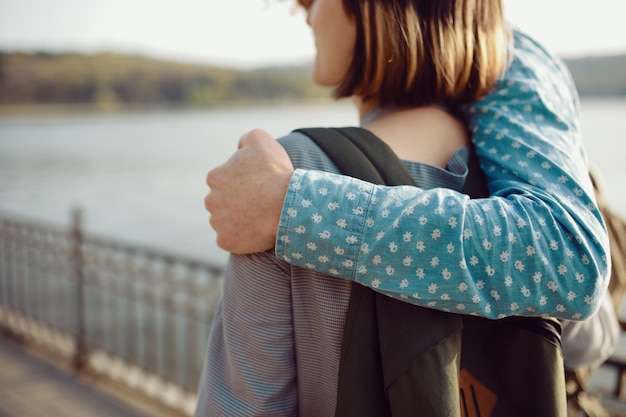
[275,29,611,320]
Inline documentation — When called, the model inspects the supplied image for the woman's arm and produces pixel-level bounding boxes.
[274,29,610,320]
[561,292,620,369]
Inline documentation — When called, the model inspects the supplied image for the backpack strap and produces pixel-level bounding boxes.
[294,127,415,186]
[295,126,464,417]
[295,126,489,198]
[293,126,566,417]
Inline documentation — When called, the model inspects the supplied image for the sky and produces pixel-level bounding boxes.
[1,0,626,69]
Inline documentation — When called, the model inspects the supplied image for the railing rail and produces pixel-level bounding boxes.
[0,209,224,415]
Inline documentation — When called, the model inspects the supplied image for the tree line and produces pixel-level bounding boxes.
[0,51,330,108]
[0,51,624,109]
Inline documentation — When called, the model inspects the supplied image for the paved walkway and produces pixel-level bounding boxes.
[1,330,624,417]
[0,333,159,417]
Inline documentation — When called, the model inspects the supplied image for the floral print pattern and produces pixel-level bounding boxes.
[276,30,610,320]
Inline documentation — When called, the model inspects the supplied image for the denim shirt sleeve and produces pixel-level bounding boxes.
[275,29,611,321]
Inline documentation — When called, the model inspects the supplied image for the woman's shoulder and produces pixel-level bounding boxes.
[279,128,470,193]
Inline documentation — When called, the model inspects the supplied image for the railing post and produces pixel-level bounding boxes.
[0,218,5,307]
[71,208,88,372]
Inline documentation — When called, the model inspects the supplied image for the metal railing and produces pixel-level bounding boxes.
[0,209,224,415]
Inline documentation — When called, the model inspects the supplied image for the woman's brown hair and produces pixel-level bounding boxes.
[336,0,509,107]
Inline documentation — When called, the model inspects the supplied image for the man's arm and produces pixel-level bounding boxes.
[274,30,610,320]
[204,30,611,320]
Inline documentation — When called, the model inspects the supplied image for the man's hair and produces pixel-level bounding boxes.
[335,0,509,107]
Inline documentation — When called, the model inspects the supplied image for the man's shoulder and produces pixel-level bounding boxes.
[278,130,341,173]
[508,28,575,89]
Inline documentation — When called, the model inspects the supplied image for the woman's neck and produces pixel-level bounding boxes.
[353,101,470,168]
[354,97,376,124]
[354,97,398,126]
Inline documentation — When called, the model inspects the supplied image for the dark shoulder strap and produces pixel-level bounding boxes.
[295,126,465,417]
[295,126,489,198]
[294,127,416,187]
[294,126,565,417]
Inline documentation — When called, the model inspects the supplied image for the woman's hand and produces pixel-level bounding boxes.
[205,129,294,254]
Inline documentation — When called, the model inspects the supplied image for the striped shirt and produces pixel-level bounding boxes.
[195,140,470,416]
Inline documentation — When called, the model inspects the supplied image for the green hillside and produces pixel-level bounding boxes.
[0,51,329,109]
[0,50,624,110]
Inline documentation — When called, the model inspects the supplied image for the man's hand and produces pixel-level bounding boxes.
[205,129,294,254]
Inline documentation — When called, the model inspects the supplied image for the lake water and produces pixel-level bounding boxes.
[0,98,625,267]
[0,102,360,265]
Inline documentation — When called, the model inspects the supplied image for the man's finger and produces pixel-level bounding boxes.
[239,128,278,149]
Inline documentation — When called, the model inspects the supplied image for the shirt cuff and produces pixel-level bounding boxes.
[275,169,305,260]
[275,169,376,280]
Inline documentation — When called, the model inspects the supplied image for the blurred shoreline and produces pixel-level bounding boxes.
[1,50,625,116]
[0,98,337,117]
